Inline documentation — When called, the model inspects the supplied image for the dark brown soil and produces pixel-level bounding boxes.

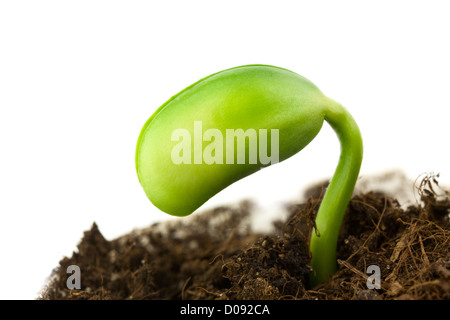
[40,173,450,300]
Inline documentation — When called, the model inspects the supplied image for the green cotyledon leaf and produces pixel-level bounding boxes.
[137,65,328,216]
[136,64,363,285]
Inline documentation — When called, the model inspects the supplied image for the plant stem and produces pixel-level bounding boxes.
[309,99,363,286]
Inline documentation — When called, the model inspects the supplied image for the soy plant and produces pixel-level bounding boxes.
[135,65,363,286]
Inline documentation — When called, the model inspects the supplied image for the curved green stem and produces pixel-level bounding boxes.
[309,100,363,286]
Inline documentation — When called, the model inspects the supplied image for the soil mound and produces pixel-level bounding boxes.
[40,173,449,300]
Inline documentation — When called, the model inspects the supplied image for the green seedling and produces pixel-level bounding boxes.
[136,65,363,286]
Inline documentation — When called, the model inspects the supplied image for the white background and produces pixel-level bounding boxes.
[1,1,449,299]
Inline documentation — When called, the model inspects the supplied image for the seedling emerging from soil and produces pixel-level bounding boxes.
[136,65,363,286]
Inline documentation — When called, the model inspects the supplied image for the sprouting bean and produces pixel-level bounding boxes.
[136,64,363,285]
